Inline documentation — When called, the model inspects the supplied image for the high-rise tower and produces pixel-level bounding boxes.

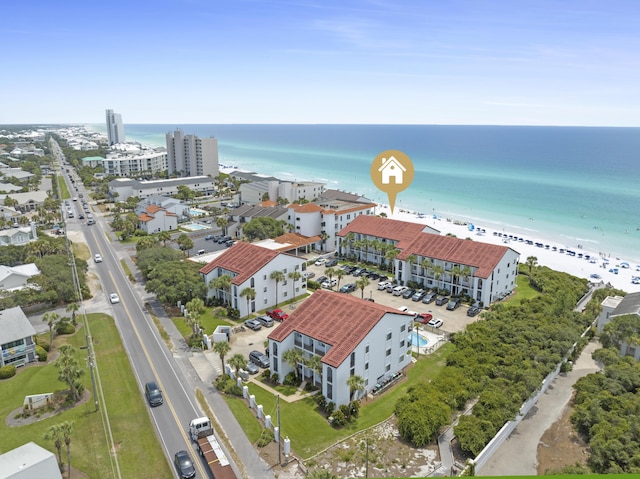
[166,129,219,177]
[105,109,125,146]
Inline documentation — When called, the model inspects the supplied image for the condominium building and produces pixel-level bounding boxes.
[105,109,125,145]
[166,129,219,177]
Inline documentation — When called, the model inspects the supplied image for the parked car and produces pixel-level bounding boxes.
[467,305,481,317]
[217,235,231,244]
[341,265,356,274]
[411,289,426,302]
[378,280,392,290]
[314,258,326,266]
[245,362,260,375]
[366,272,380,280]
[302,271,315,279]
[392,285,408,296]
[316,276,328,285]
[446,298,462,310]
[422,291,437,304]
[435,295,448,306]
[174,450,196,479]
[266,309,289,321]
[415,312,433,324]
[339,283,356,293]
[352,268,368,277]
[325,258,339,267]
[256,315,274,328]
[244,319,262,331]
[249,350,270,368]
[94,253,103,263]
[427,318,444,328]
[109,293,120,304]
[144,381,163,407]
[397,306,409,313]
[402,288,416,299]
[204,234,215,240]
[321,278,337,289]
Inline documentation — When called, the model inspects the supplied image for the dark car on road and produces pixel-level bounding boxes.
[325,258,339,267]
[467,305,481,317]
[435,295,448,306]
[402,288,416,299]
[174,450,196,479]
[144,381,163,407]
[249,350,270,368]
[339,283,356,293]
[411,289,426,302]
[422,291,437,304]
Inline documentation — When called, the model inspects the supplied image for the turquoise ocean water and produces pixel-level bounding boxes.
[89,124,640,263]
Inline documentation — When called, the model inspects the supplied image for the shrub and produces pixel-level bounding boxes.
[349,400,360,419]
[330,409,346,427]
[315,394,327,411]
[0,365,17,379]
[56,321,76,335]
[37,337,50,352]
[36,345,48,362]
[256,428,274,447]
[283,372,300,387]
[339,404,351,422]
[270,372,279,383]
[227,385,243,397]
[325,401,335,414]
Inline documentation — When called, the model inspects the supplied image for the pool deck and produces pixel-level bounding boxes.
[410,328,447,355]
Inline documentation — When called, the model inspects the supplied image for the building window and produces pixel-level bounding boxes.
[365,345,369,353]
[327,367,333,383]
[273,361,278,372]
[365,362,369,370]
[264,287,267,292]
[400,324,406,332]
[400,340,405,348]
[350,352,355,368]
[327,384,333,400]
[385,364,391,372]
[399,354,405,363]
[273,343,278,356]
[386,348,391,357]
[386,332,392,341]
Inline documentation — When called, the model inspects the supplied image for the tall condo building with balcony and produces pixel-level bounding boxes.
[166,129,219,177]
[105,109,125,146]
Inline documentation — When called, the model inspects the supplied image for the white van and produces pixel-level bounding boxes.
[392,285,407,296]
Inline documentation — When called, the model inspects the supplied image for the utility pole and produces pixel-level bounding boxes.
[277,394,281,465]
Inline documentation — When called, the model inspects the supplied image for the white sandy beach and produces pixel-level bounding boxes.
[382,205,640,294]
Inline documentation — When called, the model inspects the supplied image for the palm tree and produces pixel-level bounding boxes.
[60,421,74,479]
[385,248,400,275]
[43,311,60,347]
[212,341,231,376]
[270,270,285,307]
[228,353,248,377]
[450,265,463,296]
[44,423,65,471]
[211,274,232,304]
[282,348,303,381]
[421,258,434,285]
[431,264,445,292]
[325,267,336,287]
[356,276,370,299]
[158,230,171,246]
[526,256,538,274]
[335,269,345,289]
[288,271,301,299]
[305,355,322,384]
[343,232,355,257]
[460,265,473,295]
[406,254,417,282]
[66,303,79,326]
[239,287,256,317]
[216,216,228,235]
[347,374,366,401]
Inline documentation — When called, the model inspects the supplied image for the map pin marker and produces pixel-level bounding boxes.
[370,150,414,214]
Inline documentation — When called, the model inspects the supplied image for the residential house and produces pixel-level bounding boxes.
[226,202,289,239]
[137,195,190,222]
[137,205,178,233]
[199,242,307,317]
[0,306,38,367]
[0,264,40,292]
[596,292,640,360]
[0,223,38,246]
[268,290,414,406]
[0,191,48,213]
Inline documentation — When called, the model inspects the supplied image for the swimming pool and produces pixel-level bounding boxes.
[182,222,208,231]
[189,208,207,217]
[409,332,429,347]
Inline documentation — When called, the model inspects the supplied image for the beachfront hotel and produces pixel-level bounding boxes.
[105,109,125,145]
[338,215,519,306]
[166,129,219,178]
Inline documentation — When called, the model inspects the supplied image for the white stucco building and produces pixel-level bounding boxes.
[166,129,219,178]
[0,306,38,368]
[199,241,307,317]
[109,176,216,201]
[103,149,167,177]
[105,109,125,145]
[137,205,178,233]
[268,290,414,406]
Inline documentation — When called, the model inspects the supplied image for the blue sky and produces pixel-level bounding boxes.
[2,0,639,125]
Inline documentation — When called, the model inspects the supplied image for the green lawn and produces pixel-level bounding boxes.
[57,175,70,200]
[0,314,172,478]
[224,343,453,459]
[504,273,541,305]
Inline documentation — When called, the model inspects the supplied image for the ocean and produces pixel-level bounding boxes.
[89,124,640,263]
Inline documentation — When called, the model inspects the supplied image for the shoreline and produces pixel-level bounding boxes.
[380,204,640,294]
[223,165,639,293]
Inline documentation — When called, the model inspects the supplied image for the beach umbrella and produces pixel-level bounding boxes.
[468,223,475,231]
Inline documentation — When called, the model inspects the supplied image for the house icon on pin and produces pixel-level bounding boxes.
[378,155,406,185]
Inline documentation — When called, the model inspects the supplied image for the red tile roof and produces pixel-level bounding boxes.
[199,242,279,285]
[398,234,512,278]
[289,203,324,213]
[146,205,162,214]
[323,204,377,215]
[138,213,153,222]
[337,215,429,249]
[260,200,278,207]
[268,290,405,368]
[274,232,321,248]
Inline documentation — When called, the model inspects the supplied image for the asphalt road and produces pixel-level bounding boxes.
[47,143,273,479]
